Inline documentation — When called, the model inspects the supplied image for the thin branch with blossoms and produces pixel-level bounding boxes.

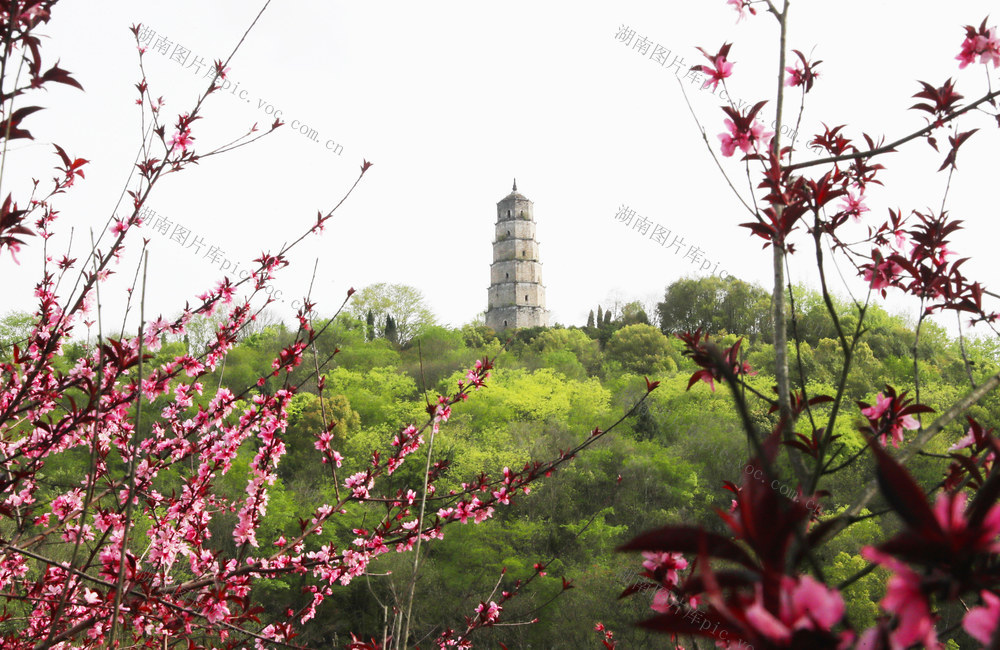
[674,75,757,216]
[784,86,1000,173]
[619,4,1000,648]
[429,500,612,649]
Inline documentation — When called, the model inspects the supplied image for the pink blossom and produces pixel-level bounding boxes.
[949,423,980,451]
[862,547,939,649]
[719,118,773,157]
[840,191,869,222]
[745,599,793,643]
[958,26,1000,68]
[475,600,502,623]
[965,590,1000,644]
[18,6,48,23]
[862,392,920,447]
[641,551,688,587]
[744,576,844,643]
[957,36,980,68]
[344,472,373,499]
[51,489,83,520]
[492,487,511,504]
[650,588,676,613]
[861,392,892,421]
[727,0,755,22]
[168,128,194,153]
[215,279,235,303]
[695,44,734,92]
[778,575,844,632]
[233,509,257,547]
[314,431,333,452]
[749,121,773,150]
[719,119,742,157]
[203,600,230,624]
[981,29,1000,66]
[785,63,806,87]
[473,503,494,523]
[863,259,903,292]
[434,396,452,423]
[933,491,1000,553]
[932,244,953,267]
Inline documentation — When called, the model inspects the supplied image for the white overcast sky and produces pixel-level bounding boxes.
[3,1,999,337]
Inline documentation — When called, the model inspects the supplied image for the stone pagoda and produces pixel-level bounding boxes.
[485,180,549,331]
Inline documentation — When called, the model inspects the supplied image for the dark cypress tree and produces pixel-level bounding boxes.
[634,401,659,441]
[586,309,595,328]
[385,314,398,345]
[365,309,376,342]
[597,305,604,325]
[603,309,612,326]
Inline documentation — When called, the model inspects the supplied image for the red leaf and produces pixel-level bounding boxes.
[967,463,1000,529]
[868,437,941,539]
[38,62,83,91]
[0,105,44,141]
[618,525,757,568]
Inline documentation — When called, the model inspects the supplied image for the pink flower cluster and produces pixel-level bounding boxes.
[744,575,844,643]
[693,43,734,92]
[859,390,921,448]
[719,117,773,157]
[438,496,495,525]
[726,0,756,23]
[863,252,903,292]
[957,20,1000,68]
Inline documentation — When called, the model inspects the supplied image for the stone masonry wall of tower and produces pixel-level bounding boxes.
[485,180,550,332]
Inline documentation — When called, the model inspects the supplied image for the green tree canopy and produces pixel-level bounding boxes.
[532,328,602,375]
[605,324,677,375]
[657,276,771,340]
[620,301,650,326]
[348,283,436,345]
[0,311,33,357]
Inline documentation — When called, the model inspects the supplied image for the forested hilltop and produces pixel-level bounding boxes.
[5,275,998,647]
